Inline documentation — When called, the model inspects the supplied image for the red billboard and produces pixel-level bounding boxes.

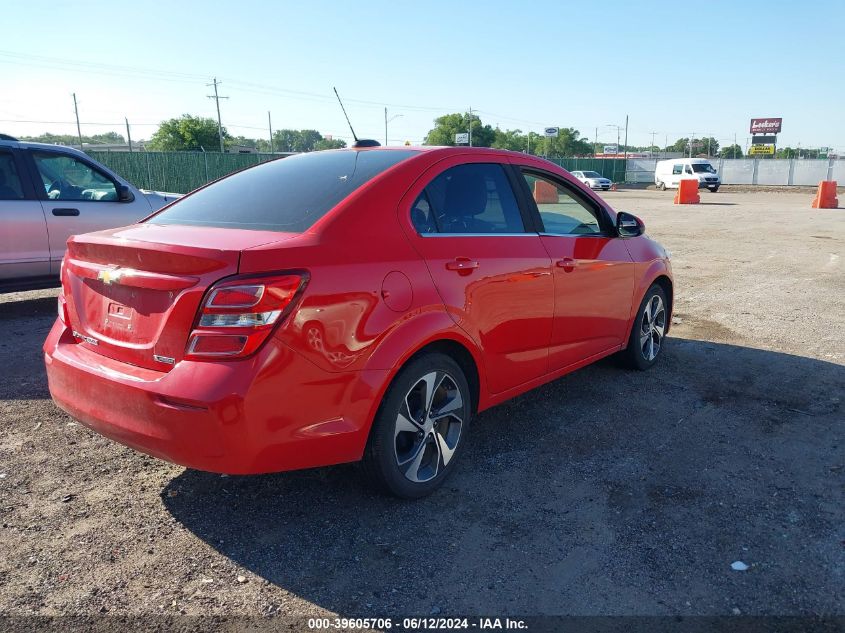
[750,118,782,134]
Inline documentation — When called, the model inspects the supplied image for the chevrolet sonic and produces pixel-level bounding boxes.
[44,146,672,498]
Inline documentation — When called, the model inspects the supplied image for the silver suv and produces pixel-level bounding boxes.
[0,138,179,291]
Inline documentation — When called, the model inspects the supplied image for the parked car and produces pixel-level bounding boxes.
[654,158,720,192]
[44,145,673,498]
[571,170,612,191]
[0,138,180,291]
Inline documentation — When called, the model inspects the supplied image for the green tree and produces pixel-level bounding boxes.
[21,131,126,146]
[424,112,495,147]
[533,128,592,157]
[148,115,228,151]
[719,144,743,158]
[271,129,332,152]
[314,137,347,150]
[670,136,719,156]
[492,127,527,152]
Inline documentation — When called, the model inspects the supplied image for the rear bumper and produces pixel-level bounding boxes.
[43,320,388,474]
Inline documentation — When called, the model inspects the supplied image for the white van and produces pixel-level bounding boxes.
[654,158,720,192]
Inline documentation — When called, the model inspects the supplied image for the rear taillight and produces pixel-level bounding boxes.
[185,272,307,361]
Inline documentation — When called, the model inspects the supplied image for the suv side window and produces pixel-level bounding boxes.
[0,151,25,200]
[521,170,604,236]
[411,163,525,234]
[32,151,118,202]
[672,164,683,175]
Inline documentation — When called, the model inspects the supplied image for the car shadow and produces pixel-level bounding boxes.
[162,339,844,616]
[0,294,58,400]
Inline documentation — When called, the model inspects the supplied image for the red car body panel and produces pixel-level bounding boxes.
[44,147,672,474]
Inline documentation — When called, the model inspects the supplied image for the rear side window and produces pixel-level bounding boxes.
[151,150,417,232]
[411,163,525,234]
[672,164,683,175]
[0,151,24,200]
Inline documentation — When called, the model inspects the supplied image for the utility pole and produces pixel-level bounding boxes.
[733,133,737,158]
[125,117,132,153]
[650,131,657,156]
[595,126,599,156]
[206,78,228,152]
[623,115,629,162]
[385,107,388,146]
[268,111,274,154]
[468,107,473,147]
[72,93,83,150]
[690,132,695,158]
[527,131,530,154]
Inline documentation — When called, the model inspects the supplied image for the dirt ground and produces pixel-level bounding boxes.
[0,190,842,625]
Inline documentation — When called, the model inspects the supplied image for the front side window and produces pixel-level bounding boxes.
[672,164,683,175]
[691,163,716,173]
[411,163,524,234]
[521,171,604,236]
[0,151,24,200]
[32,152,117,201]
[153,149,416,232]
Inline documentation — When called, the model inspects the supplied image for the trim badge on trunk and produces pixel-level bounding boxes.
[153,355,176,365]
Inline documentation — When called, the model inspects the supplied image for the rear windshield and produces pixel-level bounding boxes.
[149,149,417,232]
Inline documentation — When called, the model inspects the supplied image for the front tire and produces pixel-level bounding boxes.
[658,181,667,191]
[362,352,471,499]
[620,284,668,370]
[710,186,719,192]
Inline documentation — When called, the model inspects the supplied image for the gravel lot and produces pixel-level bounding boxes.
[0,190,842,623]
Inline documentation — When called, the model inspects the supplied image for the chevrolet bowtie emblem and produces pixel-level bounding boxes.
[97,269,123,285]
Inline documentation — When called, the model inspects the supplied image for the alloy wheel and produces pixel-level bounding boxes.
[394,371,464,483]
[639,294,666,361]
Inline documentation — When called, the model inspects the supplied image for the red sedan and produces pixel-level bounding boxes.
[44,146,672,498]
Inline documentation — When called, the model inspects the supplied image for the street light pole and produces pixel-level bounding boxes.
[384,108,403,147]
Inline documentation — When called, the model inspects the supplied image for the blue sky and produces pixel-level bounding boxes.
[3,0,844,152]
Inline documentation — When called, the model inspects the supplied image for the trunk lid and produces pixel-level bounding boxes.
[63,224,296,370]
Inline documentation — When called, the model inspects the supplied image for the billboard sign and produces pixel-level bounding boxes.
[455,132,469,144]
[544,127,559,137]
[748,144,775,155]
[750,118,782,134]
[604,144,618,154]
[752,135,777,145]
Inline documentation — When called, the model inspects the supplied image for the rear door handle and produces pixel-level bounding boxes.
[556,258,577,272]
[52,208,80,216]
[446,258,480,272]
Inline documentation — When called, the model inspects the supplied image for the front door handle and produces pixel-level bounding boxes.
[52,208,80,216]
[445,258,480,272]
[556,258,577,272]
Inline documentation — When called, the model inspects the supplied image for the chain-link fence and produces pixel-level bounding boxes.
[546,158,627,183]
[85,151,283,193]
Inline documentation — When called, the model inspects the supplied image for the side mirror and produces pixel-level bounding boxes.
[118,184,134,202]
[616,211,644,237]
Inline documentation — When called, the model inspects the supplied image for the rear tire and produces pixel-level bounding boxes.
[620,284,668,370]
[658,181,666,191]
[362,352,471,499]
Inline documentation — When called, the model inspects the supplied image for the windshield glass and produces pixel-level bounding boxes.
[150,150,417,232]
[583,171,602,178]
[691,163,716,173]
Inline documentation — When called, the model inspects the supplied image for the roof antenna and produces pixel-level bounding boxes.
[333,87,380,148]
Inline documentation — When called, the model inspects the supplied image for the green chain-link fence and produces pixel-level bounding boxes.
[545,157,628,183]
[85,151,282,194]
[86,151,628,193]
